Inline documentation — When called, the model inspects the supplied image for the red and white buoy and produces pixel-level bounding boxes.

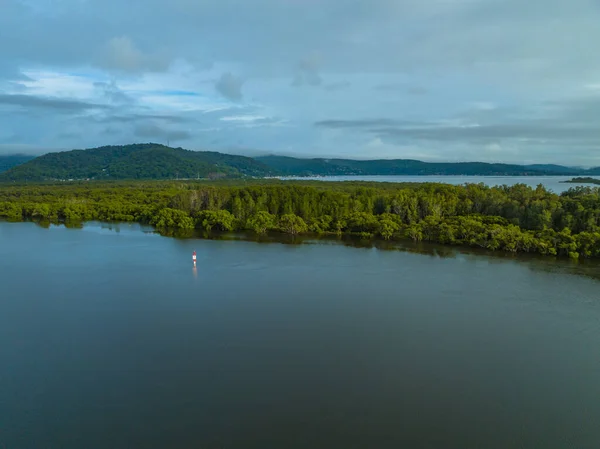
[192,250,197,267]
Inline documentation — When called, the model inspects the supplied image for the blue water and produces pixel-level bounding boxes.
[1,221,600,449]
[276,175,599,193]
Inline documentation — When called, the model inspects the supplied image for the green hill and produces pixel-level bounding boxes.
[1,143,596,182]
[0,155,35,173]
[256,155,581,176]
[0,144,275,181]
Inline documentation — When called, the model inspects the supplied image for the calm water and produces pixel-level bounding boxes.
[1,222,600,449]
[278,175,600,193]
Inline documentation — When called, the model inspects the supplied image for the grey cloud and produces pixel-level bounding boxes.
[324,81,351,92]
[56,132,82,140]
[373,123,600,145]
[0,143,53,155]
[292,54,323,87]
[3,0,600,83]
[101,127,123,136]
[0,94,110,112]
[96,113,192,124]
[373,84,405,91]
[134,123,191,141]
[316,119,410,129]
[408,86,428,96]
[215,72,243,101]
[317,94,600,151]
[373,84,427,95]
[3,0,600,163]
[96,36,171,73]
[93,80,133,104]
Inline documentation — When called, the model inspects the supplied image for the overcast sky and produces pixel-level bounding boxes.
[1,0,600,165]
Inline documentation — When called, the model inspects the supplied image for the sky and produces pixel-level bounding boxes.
[1,0,600,166]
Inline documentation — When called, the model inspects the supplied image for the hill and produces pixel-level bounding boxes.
[256,155,581,176]
[1,143,596,182]
[0,155,35,173]
[0,144,275,181]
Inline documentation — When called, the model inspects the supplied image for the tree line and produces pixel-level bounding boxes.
[1,180,599,258]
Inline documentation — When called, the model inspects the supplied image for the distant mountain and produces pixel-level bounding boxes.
[587,167,600,175]
[1,143,595,182]
[524,164,579,174]
[0,144,275,181]
[0,155,35,173]
[256,155,582,177]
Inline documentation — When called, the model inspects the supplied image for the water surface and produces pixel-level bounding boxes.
[1,222,600,449]
[278,175,600,193]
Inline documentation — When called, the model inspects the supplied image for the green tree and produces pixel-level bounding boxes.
[247,211,276,234]
[150,208,195,229]
[279,214,308,235]
[196,210,235,231]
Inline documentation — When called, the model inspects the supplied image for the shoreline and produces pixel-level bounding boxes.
[1,180,599,259]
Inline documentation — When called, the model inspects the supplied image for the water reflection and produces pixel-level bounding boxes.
[2,220,600,449]
[23,219,600,282]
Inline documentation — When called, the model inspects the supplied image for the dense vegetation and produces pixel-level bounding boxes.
[0,144,275,181]
[3,143,600,182]
[256,155,594,176]
[564,177,600,185]
[0,155,35,173]
[1,179,600,259]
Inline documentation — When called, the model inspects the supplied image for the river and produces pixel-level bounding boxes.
[277,175,600,193]
[1,221,600,449]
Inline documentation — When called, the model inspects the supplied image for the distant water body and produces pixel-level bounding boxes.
[2,221,600,449]
[277,175,600,193]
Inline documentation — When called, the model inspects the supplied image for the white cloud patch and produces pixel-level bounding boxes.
[220,115,268,122]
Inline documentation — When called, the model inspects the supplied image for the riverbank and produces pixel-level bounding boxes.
[1,180,599,258]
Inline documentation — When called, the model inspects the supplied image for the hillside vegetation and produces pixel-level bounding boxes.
[0,144,274,181]
[2,143,599,181]
[256,155,588,176]
[0,155,35,173]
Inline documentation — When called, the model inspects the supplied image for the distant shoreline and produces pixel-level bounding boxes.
[562,177,600,185]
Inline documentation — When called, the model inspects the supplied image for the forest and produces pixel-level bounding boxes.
[3,143,600,181]
[0,144,274,181]
[256,155,587,176]
[1,179,599,258]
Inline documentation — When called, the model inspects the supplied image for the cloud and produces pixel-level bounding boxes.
[316,119,410,129]
[214,72,243,101]
[2,0,600,164]
[97,36,171,73]
[93,80,133,104]
[95,113,192,124]
[373,83,404,91]
[407,86,428,96]
[315,95,600,152]
[134,123,191,142]
[0,94,109,112]
[292,53,323,87]
[324,81,351,92]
